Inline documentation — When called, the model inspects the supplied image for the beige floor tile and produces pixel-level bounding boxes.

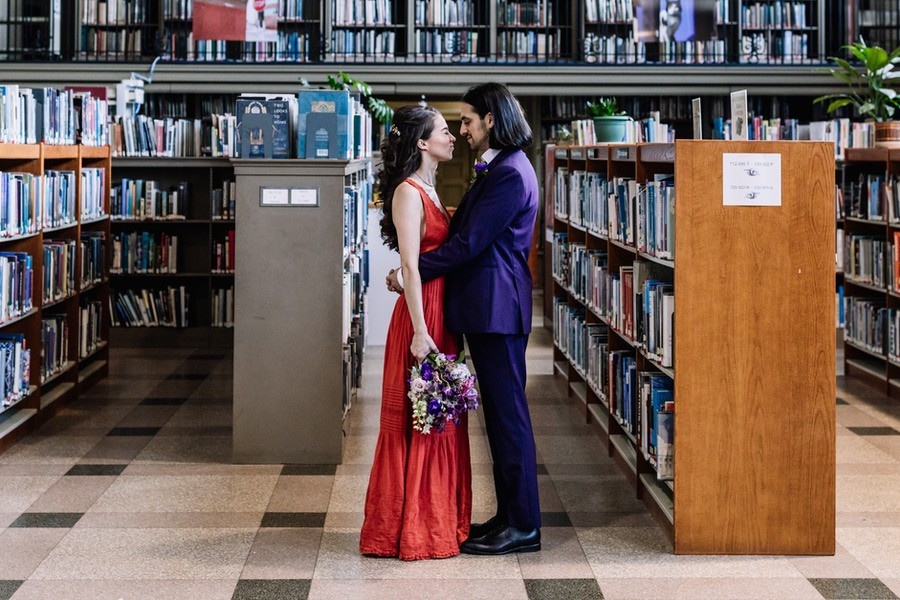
[515,527,594,579]
[534,435,609,465]
[0,528,69,579]
[266,476,334,513]
[836,512,900,527]
[308,579,528,600]
[472,474,499,514]
[26,475,116,512]
[537,476,565,512]
[788,543,875,578]
[115,405,181,428]
[324,511,364,528]
[122,463,281,476]
[867,436,900,461]
[837,526,900,579]
[75,512,263,529]
[576,527,803,578]
[314,528,522,580]
[77,436,152,464]
[132,435,232,464]
[837,463,900,476]
[837,475,900,512]
[0,512,18,528]
[32,407,132,436]
[554,476,646,514]
[89,475,278,513]
[836,435,899,464]
[0,465,69,476]
[164,405,233,429]
[30,528,257,580]
[335,463,373,476]
[0,436,103,465]
[326,475,369,513]
[596,577,822,599]
[240,528,322,579]
[0,477,60,512]
[10,579,237,599]
[836,405,892,428]
[341,435,379,465]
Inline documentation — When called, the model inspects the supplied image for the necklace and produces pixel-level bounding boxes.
[412,171,435,188]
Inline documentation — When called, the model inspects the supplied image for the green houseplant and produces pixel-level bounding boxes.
[586,98,632,143]
[814,39,900,147]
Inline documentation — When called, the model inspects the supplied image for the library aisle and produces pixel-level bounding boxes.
[0,300,897,599]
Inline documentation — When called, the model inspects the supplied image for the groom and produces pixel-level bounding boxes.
[389,82,541,555]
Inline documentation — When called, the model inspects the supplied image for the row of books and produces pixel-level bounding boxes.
[79,300,104,359]
[41,171,75,230]
[334,0,394,25]
[738,32,812,64]
[741,2,808,29]
[211,286,234,328]
[584,0,631,24]
[843,235,887,289]
[415,0,476,26]
[498,0,553,27]
[553,297,673,480]
[0,253,34,325]
[0,334,30,409]
[110,287,189,328]
[845,174,887,221]
[42,240,77,305]
[40,315,69,383]
[211,181,236,221]
[497,32,558,60]
[80,28,144,59]
[414,32,479,58]
[0,172,40,238]
[844,297,885,355]
[163,0,192,19]
[110,115,206,158]
[0,86,77,145]
[82,169,107,221]
[2,169,105,238]
[659,40,730,65]
[212,231,236,274]
[111,180,189,221]
[81,0,150,25]
[163,33,314,63]
[81,232,106,289]
[111,232,179,274]
[329,30,397,57]
[636,177,675,260]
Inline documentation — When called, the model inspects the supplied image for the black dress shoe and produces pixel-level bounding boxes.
[466,516,505,541]
[460,526,541,555]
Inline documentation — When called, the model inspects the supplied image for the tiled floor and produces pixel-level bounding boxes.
[0,320,899,599]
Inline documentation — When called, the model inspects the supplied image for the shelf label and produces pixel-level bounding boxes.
[259,187,319,207]
[722,153,782,206]
[616,147,630,160]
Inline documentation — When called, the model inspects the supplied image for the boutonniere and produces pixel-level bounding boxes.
[469,160,489,188]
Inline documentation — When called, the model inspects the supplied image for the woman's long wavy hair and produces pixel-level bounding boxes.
[377,105,440,251]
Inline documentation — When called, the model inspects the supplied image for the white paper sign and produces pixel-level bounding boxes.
[730,90,749,141]
[260,188,289,206]
[290,188,318,206]
[722,153,782,206]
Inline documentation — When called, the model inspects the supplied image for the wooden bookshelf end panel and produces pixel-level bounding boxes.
[673,140,836,555]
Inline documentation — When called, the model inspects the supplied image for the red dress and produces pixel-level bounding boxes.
[359,179,472,560]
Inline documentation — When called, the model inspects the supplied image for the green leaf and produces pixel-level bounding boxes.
[826,98,854,113]
[834,58,860,78]
[848,45,867,63]
[866,47,889,72]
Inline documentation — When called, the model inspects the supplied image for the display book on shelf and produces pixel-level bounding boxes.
[107,156,236,346]
[0,143,111,453]
[838,146,900,397]
[546,140,835,554]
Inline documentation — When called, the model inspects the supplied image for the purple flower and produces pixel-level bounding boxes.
[427,399,442,415]
[474,160,489,178]
[421,362,433,380]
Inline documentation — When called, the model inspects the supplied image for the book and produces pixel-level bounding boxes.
[297,89,351,159]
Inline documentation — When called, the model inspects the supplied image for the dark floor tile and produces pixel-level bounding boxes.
[540,512,573,527]
[10,512,84,528]
[0,581,22,600]
[281,464,337,476]
[65,464,127,476]
[536,463,549,475]
[232,580,310,600]
[837,397,849,405]
[847,427,900,436]
[525,579,604,600]
[140,397,189,406]
[166,373,208,381]
[810,578,899,600]
[107,427,161,437]
[260,512,326,528]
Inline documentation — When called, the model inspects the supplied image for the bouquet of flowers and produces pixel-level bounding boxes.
[408,352,479,435]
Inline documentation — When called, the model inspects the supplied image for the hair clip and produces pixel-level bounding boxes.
[390,125,401,137]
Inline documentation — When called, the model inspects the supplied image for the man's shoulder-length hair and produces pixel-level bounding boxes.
[463,82,533,151]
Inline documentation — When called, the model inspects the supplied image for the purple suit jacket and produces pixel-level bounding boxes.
[419,148,539,334]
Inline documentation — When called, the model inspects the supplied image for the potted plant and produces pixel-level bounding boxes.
[586,98,632,143]
[814,39,900,147]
